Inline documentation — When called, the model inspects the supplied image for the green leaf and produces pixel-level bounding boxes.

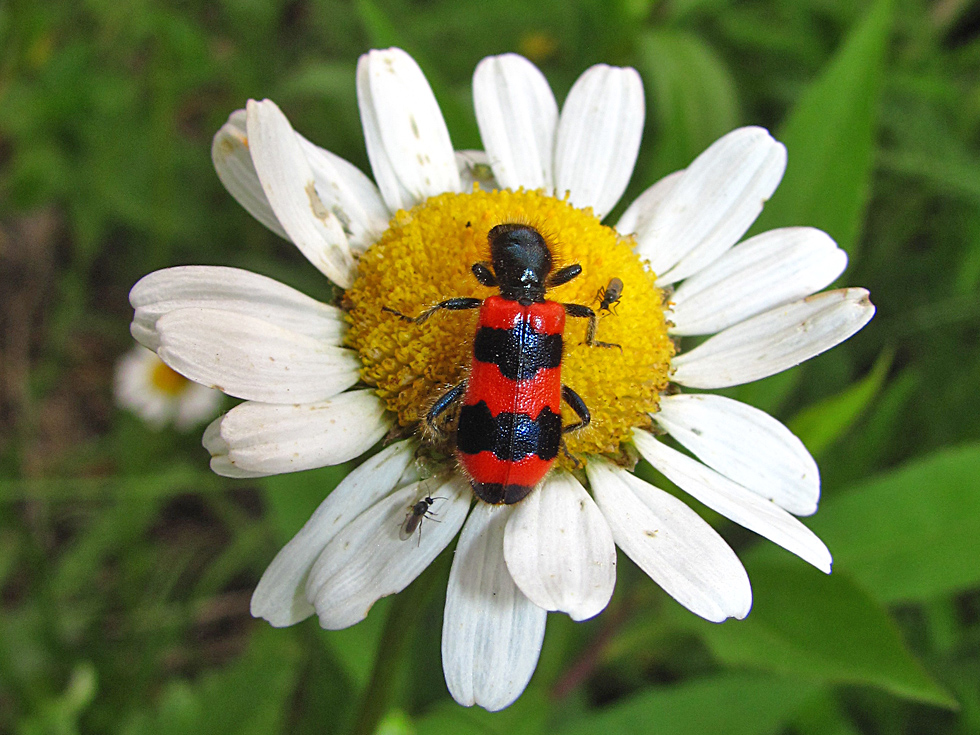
[0,465,220,501]
[680,561,954,707]
[194,627,302,735]
[15,663,97,735]
[374,710,414,735]
[725,366,802,415]
[52,498,161,597]
[753,0,893,256]
[877,149,980,206]
[817,366,921,488]
[789,691,864,735]
[556,673,820,735]
[320,598,390,690]
[281,61,359,103]
[788,350,892,458]
[638,29,740,181]
[808,443,980,603]
[415,687,549,735]
[119,626,302,735]
[261,463,353,545]
[355,0,401,49]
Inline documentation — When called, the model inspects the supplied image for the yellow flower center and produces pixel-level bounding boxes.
[518,32,558,64]
[150,360,191,396]
[345,188,674,467]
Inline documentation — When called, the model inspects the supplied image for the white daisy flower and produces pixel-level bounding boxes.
[129,48,874,711]
[114,345,222,430]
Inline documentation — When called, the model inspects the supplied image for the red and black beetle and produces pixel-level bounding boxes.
[386,223,614,505]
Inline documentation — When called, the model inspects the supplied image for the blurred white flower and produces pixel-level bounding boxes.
[114,345,222,431]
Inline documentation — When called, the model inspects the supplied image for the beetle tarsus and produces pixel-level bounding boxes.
[384,298,482,325]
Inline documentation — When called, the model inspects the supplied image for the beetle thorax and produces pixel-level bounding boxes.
[489,223,552,303]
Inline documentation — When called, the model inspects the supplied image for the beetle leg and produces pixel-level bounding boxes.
[563,303,621,351]
[561,385,591,434]
[383,297,482,324]
[471,262,497,286]
[548,263,582,287]
[426,380,467,435]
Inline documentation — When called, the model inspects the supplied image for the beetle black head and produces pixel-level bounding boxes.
[488,223,552,303]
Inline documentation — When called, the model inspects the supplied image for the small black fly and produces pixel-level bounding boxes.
[595,277,624,315]
[399,495,444,544]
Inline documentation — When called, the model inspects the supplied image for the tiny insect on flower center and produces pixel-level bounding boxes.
[150,360,191,396]
[345,188,674,468]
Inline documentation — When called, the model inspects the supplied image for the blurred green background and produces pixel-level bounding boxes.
[2,0,980,732]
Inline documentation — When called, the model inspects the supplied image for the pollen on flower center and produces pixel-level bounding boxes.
[344,188,674,467]
[150,360,191,396]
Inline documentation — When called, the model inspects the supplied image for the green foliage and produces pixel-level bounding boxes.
[415,687,550,735]
[809,443,980,603]
[2,0,980,733]
[556,673,821,735]
[637,29,740,181]
[118,627,302,735]
[679,562,954,707]
[261,463,353,545]
[789,349,892,458]
[752,0,893,256]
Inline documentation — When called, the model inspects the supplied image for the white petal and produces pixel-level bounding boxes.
[212,107,388,255]
[473,54,558,193]
[503,472,616,621]
[203,389,390,477]
[554,65,645,219]
[656,394,819,516]
[211,109,289,239]
[635,127,786,283]
[251,440,416,626]
[671,288,875,388]
[456,150,499,191]
[356,48,460,213]
[588,459,752,622]
[669,228,848,336]
[443,503,547,712]
[307,476,471,629]
[156,308,360,403]
[297,137,390,253]
[633,432,832,572]
[130,266,345,352]
[246,99,357,288]
[615,170,684,237]
[130,321,160,352]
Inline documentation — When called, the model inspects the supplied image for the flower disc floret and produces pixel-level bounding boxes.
[150,360,191,396]
[345,188,674,465]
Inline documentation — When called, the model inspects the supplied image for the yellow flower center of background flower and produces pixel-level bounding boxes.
[345,188,674,467]
[150,360,191,396]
